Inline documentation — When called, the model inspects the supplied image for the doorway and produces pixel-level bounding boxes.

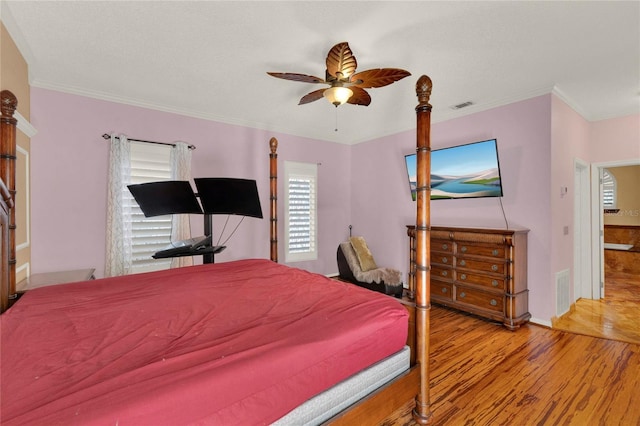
[591,159,640,299]
[554,158,640,344]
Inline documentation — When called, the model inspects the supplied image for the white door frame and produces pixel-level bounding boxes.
[573,158,591,300]
[590,158,640,299]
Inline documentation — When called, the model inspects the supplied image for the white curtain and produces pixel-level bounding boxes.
[170,142,193,268]
[105,134,132,277]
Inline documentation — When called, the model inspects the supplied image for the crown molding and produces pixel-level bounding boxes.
[29,79,324,144]
[551,85,590,120]
[15,110,37,138]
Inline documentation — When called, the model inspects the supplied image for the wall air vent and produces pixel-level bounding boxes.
[556,269,571,317]
[450,101,474,110]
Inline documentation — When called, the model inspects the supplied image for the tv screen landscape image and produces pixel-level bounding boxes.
[405,139,503,200]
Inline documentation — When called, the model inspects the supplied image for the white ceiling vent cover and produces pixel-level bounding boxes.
[450,101,474,110]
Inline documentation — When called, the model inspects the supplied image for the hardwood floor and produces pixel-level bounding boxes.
[386,305,640,425]
[552,271,640,344]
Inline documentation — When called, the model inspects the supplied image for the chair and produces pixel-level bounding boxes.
[336,236,403,297]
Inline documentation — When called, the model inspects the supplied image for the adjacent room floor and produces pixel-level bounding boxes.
[552,271,640,345]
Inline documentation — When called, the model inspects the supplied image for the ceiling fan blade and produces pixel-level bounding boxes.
[267,72,326,84]
[326,42,358,80]
[299,89,326,105]
[346,87,371,106]
[350,68,411,88]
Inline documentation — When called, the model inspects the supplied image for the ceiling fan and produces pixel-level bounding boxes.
[267,42,411,107]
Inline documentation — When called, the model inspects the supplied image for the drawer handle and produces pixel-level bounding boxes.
[460,260,466,266]
[459,292,466,298]
[491,265,498,271]
[442,257,448,263]
[460,274,467,280]
[492,280,499,287]
[442,243,448,250]
[490,299,497,306]
[441,270,448,277]
[441,287,448,293]
[492,249,499,256]
[461,246,467,253]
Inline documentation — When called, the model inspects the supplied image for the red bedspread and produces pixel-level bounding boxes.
[1,259,408,425]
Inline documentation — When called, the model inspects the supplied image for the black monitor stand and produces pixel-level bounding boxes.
[151,214,225,263]
[202,213,226,263]
[128,179,261,265]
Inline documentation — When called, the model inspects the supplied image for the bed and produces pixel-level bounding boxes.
[0,77,434,424]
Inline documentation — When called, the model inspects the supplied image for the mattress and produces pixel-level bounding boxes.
[0,259,408,425]
[275,346,410,425]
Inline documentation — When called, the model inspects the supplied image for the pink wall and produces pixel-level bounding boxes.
[30,88,351,278]
[29,86,639,324]
[550,95,591,309]
[589,114,640,162]
[351,95,555,321]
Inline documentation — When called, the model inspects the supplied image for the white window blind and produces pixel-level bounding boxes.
[284,161,317,262]
[127,142,173,273]
[602,169,617,209]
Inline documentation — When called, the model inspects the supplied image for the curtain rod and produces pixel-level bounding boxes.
[101,133,195,150]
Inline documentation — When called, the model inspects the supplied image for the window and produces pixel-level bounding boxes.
[127,142,173,273]
[602,168,617,210]
[284,161,317,262]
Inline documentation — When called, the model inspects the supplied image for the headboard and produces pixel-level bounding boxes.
[1,90,18,313]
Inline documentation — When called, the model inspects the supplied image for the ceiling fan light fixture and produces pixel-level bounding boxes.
[323,86,353,106]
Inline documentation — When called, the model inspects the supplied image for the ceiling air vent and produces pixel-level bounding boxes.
[450,101,474,110]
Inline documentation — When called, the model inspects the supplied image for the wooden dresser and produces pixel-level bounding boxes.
[407,225,530,330]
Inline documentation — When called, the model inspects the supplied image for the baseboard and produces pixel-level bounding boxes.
[530,317,553,328]
[326,272,340,278]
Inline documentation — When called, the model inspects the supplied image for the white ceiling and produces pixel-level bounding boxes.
[2,1,639,145]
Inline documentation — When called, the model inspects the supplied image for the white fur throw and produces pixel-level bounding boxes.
[340,242,402,285]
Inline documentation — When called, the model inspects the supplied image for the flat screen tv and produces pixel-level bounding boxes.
[405,139,503,200]
[127,181,204,217]
[194,178,263,219]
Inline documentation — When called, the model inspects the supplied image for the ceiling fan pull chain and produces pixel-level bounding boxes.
[335,107,339,132]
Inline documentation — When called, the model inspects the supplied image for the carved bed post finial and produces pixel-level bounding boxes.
[413,75,433,425]
[269,137,278,263]
[416,75,432,108]
[1,91,18,124]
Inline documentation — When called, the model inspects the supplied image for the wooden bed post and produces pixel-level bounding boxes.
[269,137,278,262]
[0,179,13,313]
[0,90,18,308]
[413,75,433,424]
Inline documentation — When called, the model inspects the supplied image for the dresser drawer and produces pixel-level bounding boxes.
[456,271,506,290]
[432,239,453,254]
[455,286,504,312]
[432,253,453,266]
[456,257,506,275]
[432,265,453,282]
[431,281,453,301]
[457,242,506,258]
